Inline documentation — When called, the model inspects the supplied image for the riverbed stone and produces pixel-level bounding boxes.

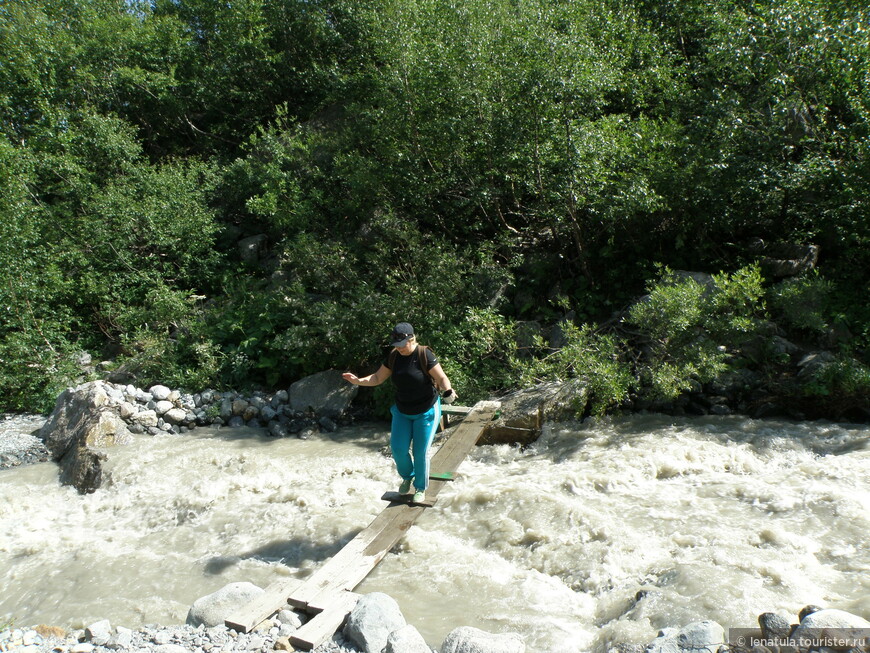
[441,626,525,653]
[647,621,725,653]
[85,619,112,646]
[290,370,358,418]
[344,592,406,653]
[155,400,174,415]
[164,408,188,425]
[384,624,430,653]
[187,582,265,628]
[150,385,172,401]
[791,609,870,646]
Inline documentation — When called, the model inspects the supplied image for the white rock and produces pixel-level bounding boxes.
[385,624,430,653]
[441,626,525,653]
[119,401,138,419]
[132,410,159,427]
[150,385,172,401]
[186,582,265,628]
[155,400,174,415]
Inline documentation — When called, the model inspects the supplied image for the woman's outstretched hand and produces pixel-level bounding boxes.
[342,372,359,385]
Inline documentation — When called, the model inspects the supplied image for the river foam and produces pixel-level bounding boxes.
[1,414,868,652]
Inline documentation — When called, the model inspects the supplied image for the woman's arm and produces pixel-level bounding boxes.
[342,364,392,387]
[428,364,454,395]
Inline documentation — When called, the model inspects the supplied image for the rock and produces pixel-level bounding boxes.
[164,408,188,425]
[155,400,174,415]
[109,626,134,649]
[792,609,870,646]
[238,234,268,264]
[647,621,725,653]
[481,381,588,445]
[290,370,358,418]
[119,402,138,419]
[385,624,430,653]
[274,637,293,651]
[39,382,133,493]
[319,416,337,432]
[33,626,66,640]
[344,592,406,653]
[132,410,159,427]
[276,609,303,630]
[441,626,525,653]
[85,619,112,646]
[232,399,250,416]
[186,582,265,628]
[758,613,792,640]
[150,385,172,401]
[799,606,824,622]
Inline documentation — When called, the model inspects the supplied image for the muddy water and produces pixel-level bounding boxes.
[1,415,868,652]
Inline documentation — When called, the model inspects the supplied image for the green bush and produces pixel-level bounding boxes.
[514,322,633,416]
[767,273,833,334]
[625,265,767,401]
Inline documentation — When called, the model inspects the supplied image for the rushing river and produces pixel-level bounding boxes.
[1,414,868,652]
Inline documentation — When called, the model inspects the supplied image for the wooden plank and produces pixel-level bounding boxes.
[224,578,301,633]
[293,401,499,612]
[289,591,360,651]
[231,400,500,633]
[441,404,472,415]
[286,503,408,610]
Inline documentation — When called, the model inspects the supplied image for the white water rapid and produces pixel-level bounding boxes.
[1,414,868,652]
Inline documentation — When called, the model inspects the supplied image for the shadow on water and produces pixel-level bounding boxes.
[191,423,388,454]
[202,530,362,576]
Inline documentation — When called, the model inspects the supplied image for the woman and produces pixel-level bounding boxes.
[342,322,457,504]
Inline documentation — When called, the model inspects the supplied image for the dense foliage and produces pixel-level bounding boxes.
[1,0,868,415]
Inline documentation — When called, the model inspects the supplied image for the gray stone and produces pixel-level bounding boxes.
[150,385,172,401]
[228,416,245,428]
[647,622,725,653]
[232,399,249,416]
[758,613,791,640]
[108,626,133,650]
[385,625,430,653]
[276,609,303,630]
[85,620,112,646]
[119,401,138,420]
[186,582,265,628]
[38,382,133,493]
[319,416,337,432]
[238,234,268,264]
[290,370,358,418]
[260,406,277,422]
[344,592,406,653]
[133,410,159,427]
[441,626,525,653]
[792,609,870,646]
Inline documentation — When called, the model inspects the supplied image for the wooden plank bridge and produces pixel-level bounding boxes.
[225,400,501,650]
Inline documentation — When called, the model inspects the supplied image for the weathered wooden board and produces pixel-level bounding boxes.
[223,578,301,633]
[288,591,360,651]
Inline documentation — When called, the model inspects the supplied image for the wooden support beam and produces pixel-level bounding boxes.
[223,578,301,633]
[289,591,360,651]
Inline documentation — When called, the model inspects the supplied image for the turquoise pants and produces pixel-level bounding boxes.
[390,400,441,491]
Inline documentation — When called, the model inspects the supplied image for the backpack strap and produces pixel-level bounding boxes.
[388,345,433,381]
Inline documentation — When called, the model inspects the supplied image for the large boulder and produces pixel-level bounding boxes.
[791,608,870,647]
[39,382,133,494]
[441,626,525,653]
[343,593,406,653]
[480,380,588,445]
[186,582,265,628]
[290,370,358,419]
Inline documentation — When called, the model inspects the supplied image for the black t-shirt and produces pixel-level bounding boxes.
[385,346,438,415]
